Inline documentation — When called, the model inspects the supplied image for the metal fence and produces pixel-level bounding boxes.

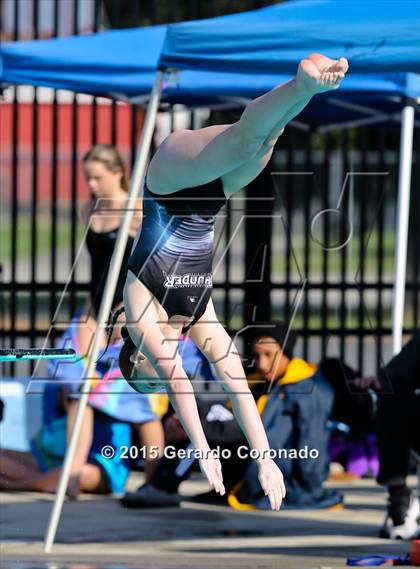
[1,0,419,379]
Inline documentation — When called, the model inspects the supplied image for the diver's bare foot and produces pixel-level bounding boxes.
[296,53,348,94]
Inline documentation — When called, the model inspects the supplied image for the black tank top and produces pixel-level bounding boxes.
[86,227,134,318]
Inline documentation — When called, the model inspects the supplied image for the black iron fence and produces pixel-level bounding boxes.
[1,0,419,379]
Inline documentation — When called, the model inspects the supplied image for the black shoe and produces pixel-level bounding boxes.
[120,483,181,508]
[189,490,228,506]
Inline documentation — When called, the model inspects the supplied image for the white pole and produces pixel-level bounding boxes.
[44,70,165,553]
[392,104,415,355]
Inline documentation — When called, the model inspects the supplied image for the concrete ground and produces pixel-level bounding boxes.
[0,474,415,569]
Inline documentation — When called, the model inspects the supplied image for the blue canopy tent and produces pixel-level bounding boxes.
[2,0,419,125]
[1,17,419,124]
[161,0,420,74]
[1,0,418,551]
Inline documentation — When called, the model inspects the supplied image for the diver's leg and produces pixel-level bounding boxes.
[147,54,348,193]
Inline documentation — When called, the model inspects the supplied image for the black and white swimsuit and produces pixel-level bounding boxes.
[127,177,227,333]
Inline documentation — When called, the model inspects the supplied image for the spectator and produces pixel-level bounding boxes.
[230,322,342,509]
[374,333,420,540]
[69,144,166,487]
[122,399,249,508]
[0,311,168,498]
[80,144,138,325]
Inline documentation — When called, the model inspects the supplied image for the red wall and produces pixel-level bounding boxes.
[0,102,144,204]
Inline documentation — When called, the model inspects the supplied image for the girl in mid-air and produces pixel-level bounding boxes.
[119,54,349,511]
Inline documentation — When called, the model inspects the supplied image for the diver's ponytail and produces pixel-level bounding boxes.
[95,305,126,364]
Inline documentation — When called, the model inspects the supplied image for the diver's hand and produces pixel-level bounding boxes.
[258,458,286,510]
[199,451,225,496]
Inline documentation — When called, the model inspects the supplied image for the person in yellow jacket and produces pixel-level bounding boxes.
[229,321,343,510]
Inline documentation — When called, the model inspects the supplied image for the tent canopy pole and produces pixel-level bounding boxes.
[392,103,415,355]
[44,69,165,554]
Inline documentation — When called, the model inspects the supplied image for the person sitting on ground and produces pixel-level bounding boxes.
[0,309,168,497]
[122,399,249,508]
[230,322,342,510]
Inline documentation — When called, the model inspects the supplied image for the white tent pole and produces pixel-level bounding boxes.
[44,70,165,554]
[392,103,415,355]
